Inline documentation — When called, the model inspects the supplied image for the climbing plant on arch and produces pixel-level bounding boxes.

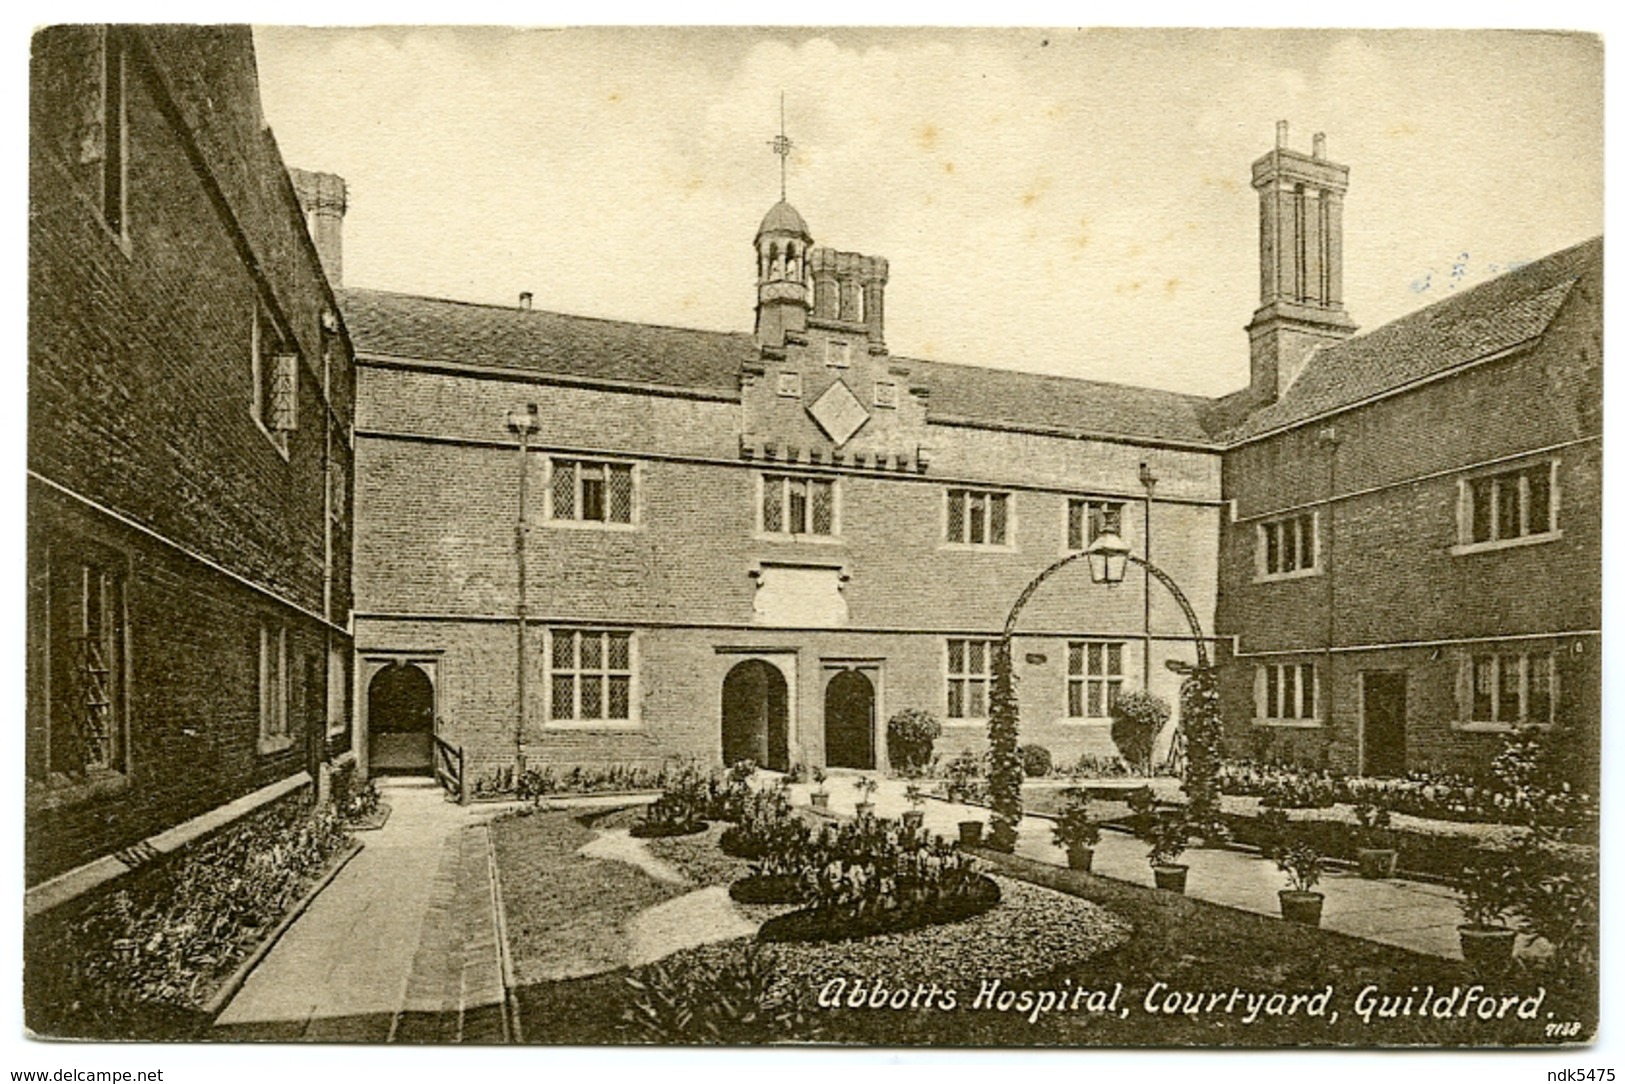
[986,537,1220,852]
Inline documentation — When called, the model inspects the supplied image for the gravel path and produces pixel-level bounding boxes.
[661,874,1130,1000]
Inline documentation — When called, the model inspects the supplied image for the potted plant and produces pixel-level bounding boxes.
[1143,812,1190,892]
[1051,792,1101,872]
[1353,798,1399,879]
[853,775,879,817]
[1275,839,1326,925]
[901,783,926,830]
[809,766,830,811]
[1456,847,1520,970]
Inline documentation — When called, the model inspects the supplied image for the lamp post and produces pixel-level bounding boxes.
[1083,531,1208,670]
[507,403,539,775]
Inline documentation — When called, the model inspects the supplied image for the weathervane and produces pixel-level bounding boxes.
[767,91,792,201]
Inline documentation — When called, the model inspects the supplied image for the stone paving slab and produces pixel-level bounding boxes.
[774,772,1468,960]
[214,778,514,1042]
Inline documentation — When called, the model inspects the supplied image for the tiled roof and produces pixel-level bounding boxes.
[1223,236,1602,442]
[338,288,1219,445]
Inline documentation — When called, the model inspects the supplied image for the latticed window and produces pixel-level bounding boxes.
[1257,662,1317,721]
[762,474,835,536]
[1259,512,1317,576]
[1466,651,1556,725]
[549,629,634,722]
[946,488,1009,546]
[29,542,126,782]
[1068,641,1125,719]
[946,638,994,719]
[252,302,298,442]
[32,26,126,235]
[259,621,288,743]
[1462,462,1556,545]
[550,458,634,524]
[1067,499,1123,551]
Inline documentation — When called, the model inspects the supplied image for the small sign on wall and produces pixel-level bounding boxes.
[1025,652,1047,665]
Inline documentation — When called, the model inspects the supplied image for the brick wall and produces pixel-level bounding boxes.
[1215,263,1602,775]
[27,26,354,883]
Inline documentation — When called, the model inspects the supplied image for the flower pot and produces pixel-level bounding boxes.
[1066,844,1095,872]
[1458,924,1517,970]
[854,801,875,817]
[958,821,984,846]
[810,792,830,810]
[901,809,925,831]
[1152,864,1188,893]
[1278,889,1325,926]
[1356,848,1398,880]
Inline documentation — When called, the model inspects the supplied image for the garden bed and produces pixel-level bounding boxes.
[757,874,1001,943]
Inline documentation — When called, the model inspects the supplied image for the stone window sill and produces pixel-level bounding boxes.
[1449,530,1562,557]
[258,735,295,756]
[1250,717,1322,729]
[26,768,131,813]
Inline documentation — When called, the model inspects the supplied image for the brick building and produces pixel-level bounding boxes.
[27,26,356,889]
[1210,128,1602,778]
[335,120,1598,786]
[340,199,1224,783]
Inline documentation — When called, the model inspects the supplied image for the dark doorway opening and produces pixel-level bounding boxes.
[368,662,435,775]
[825,669,876,770]
[721,660,789,771]
[1362,672,1407,777]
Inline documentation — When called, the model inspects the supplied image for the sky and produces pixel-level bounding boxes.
[250,26,1603,398]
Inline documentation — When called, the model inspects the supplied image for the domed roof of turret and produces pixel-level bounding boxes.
[756,199,811,242]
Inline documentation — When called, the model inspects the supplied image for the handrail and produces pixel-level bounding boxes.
[433,733,471,806]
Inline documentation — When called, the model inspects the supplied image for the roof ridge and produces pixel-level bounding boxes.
[341,286,756,341]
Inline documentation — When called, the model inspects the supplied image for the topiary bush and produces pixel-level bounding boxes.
[1018,744,1053,779]
[885,709,942,775]
[1109,691,1170,777]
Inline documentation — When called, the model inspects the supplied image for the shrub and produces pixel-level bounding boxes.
[25,795,352,1038]
[1051,793,1100,850]
[1275,839,1324,893]
[1141,811,1189,867]
[1066,753,1133,779]
[886,709,943,775]
[1018,744,1053,779]
[1509,835,1598,971]
[1456,847,1521,929]
[941,749,985,804]
[623,944,818,1043]
[1109,692,1169,777]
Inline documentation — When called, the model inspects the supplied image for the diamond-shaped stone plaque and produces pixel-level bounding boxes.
[808,379,870,446]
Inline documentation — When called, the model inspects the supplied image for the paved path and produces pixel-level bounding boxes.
[781,772,1468,960]
[213,779,524,1042]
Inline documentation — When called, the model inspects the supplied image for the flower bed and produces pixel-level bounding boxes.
[758,874,1000,943]
[1217,734,1596,837]
[24,794,353,1039]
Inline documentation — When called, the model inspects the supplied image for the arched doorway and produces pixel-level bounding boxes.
[824,669,876,769]
[367,662,435,774]
[721,660,789,771]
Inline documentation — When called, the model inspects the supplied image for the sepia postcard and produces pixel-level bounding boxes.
[20,24,1605,1061]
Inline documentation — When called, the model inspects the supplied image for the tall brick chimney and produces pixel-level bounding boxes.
[1246,122,1356,402]
[290,168,348,288]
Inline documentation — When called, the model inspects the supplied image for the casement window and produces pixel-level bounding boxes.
[1256,661,1318,722]
[761,474,836,537]
[1067,499,1124,552]
[252,301,298,451]
[27,540,129,785]
[1258,512,1317,578]
[548,629,635,724]
[1458,461,1557,550]
[549,458,635,525]
[259,620,290,749]
[946,488,1010,546]
[34,26,127,239]
[946,638,995,720]
[1068,641,1126,719]
[1462,651,1556,727]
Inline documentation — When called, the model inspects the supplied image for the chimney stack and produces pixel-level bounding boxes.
[519,292,533,310]
[1245,123,1357,403]
[290,168,348,288]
